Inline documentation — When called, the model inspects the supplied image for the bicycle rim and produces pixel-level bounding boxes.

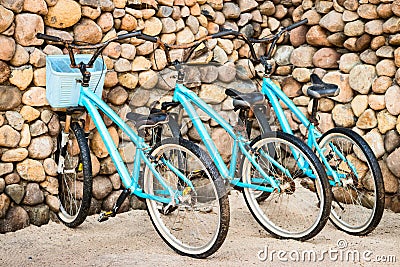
[242,132,331,241]
[318,128,384,235]
[56,122,92,227]
[144,138,229,258]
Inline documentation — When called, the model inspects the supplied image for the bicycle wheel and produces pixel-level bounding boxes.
[318,127,384,235]
[250,105,274,201]
[241,131,332,241]
[55,121,93,228]
[143,138,230,258]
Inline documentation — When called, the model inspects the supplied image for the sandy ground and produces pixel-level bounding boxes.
[0,191,399,267]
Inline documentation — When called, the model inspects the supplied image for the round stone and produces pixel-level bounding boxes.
[28,136,53,159]
[339,53,361,73]
[313,48,341,68]
[1,148,28,162]
[107,86,128,105]
[349,64,376,94]
[73,18,102,44]
[351,95,368,117]
[131,56,152,72]
[385,86,400,115]
[332,104,356,127]
[372,76,392,94]
[290,46,316,68]
[320,11,345,32]
[356,109,377,129]
[120,44,136,60]
[357,129,385,159]
[102,42,121,59]
[44,0,81,28]
[199,84,227,104]
[368,94,385,110]
[14,14,44,46]
[118,73,138,89]
[138,70,158,89]
[16,159,46,182]
[97,12,114,32]
[43,158,58,177]
[0,125,20,148]
[9,66,33,90]
[10,45,29,67]
[306,25,330,47]
[0,86,21,111]
[0,5,14,33]
[22,87,48,106]
[176,27,195,45]
[0,35,16,61]
[0,62,10,83]
[0,206,30,233]
[377,110,397,134]
[22,183,44,205]
[92,176,113,200]
[143,17,162,36]
[114,58,131,72]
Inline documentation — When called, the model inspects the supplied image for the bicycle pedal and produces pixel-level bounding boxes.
[98,211,114,222]
[159,203,177,215]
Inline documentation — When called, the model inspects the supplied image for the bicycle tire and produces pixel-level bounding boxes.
[318,127,384,235]
[253,104,273,137]
[250,105,274,201]
[55,121,93,228]
[241,131,332,241]
[144,137,230,258]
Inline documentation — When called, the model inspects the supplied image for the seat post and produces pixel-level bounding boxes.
[310,98,319,126]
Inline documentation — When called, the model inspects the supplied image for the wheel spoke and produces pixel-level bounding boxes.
[241,132,331,241]
[144,138,229,258]
[56,122,92,228]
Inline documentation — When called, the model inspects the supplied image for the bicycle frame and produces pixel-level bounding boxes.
[76,86,192,204]
[261,77,352,186]
[171,82,315,193]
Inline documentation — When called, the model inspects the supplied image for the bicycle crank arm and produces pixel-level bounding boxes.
[98,188,131,222]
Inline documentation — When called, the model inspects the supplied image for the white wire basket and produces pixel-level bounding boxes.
[46,54,106,108]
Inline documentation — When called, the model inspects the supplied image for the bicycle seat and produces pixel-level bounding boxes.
[307,74,340,99]
[225,88,265,108]
[126,112,168,127]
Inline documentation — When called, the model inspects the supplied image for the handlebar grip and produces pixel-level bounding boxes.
[285,18,308,31]
[36,33,62,42]
[211,30,239,39]
[138,34,158,43]
[117,31,141,40]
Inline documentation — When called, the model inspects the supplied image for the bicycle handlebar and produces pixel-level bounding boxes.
[116,31,140,40]
[167,18,308,64]
[210,29,241,39]
[285,18,308,31]
[36,31,162,67]
[36,33,63,42]
[137,33,158,43]
[36,18,308,70]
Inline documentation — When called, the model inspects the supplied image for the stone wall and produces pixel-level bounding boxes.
[0,0,400,233]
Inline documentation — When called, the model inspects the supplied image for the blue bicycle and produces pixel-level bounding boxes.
[127,32,333,241]
[217,19,385,236]
[37,32,230,258]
